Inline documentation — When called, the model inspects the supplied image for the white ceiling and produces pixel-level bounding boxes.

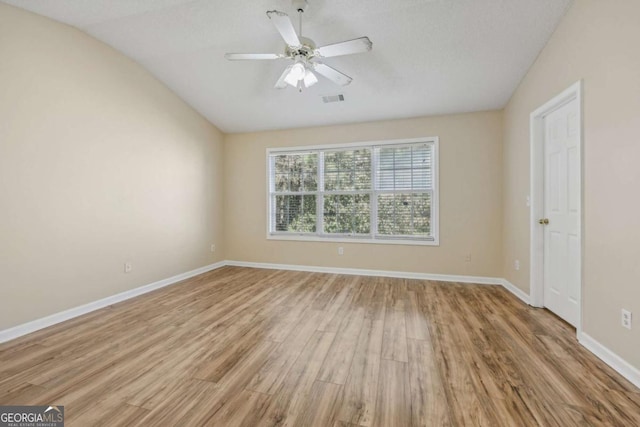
[3,0,572,133]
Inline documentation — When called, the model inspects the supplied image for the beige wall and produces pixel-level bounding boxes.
[502,0,640,368]
[0,4,225,330]
[225,111,503,277]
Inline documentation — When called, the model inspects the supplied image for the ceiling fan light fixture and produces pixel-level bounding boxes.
[303,69,318,87]
[284,60,308,87]
[289,62,306,80]
[284,71,299,87]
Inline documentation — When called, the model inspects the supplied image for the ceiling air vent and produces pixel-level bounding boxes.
[322,94,345,103]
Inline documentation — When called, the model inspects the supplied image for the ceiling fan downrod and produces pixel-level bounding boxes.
[294,0,307,37]
[297,6,303,38]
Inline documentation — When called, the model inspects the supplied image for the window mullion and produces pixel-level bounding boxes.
[317,151,324,236]
[268,156,274,233]
[351,153,356,234]
[371,146,378,238]
[409,146,414,234]
[428,189,434,238]
[410,193,415,234]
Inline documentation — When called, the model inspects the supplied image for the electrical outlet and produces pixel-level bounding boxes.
[465,254,472,262]
[124,262,132,273]
[621,309,632,330]
[210,244,216,253]
[338,247,344,256]
[514,260,520,271]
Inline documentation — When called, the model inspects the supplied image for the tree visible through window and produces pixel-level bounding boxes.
[268,138,438,243]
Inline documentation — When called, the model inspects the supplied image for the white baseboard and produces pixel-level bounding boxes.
[499,279,531,305]
[578,333,640,389]
[225,260,504,285]
[0,261,226,344]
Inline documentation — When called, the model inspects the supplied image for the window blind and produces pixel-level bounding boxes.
[269,152,318,233]
[323,148,372,235]
[374,143,432,238]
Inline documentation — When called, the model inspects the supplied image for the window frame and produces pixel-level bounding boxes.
[266,137,439,246]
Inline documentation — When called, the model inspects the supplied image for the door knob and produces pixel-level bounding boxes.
[538,218,549,225]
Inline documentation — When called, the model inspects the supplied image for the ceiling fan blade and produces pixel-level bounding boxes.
[275,65,294,89]
[315,37,372,58]
[313,63,353,86]
[225,53,285,60]
[266,10,301,48]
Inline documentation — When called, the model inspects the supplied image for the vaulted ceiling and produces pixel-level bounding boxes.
[3,0,572,133]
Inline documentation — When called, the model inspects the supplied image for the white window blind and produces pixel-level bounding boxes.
[268,138,438,244]
[323,148,372,235]
[375,144,433,238]
[269,152,318,233]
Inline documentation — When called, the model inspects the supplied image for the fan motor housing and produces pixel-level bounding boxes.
[285,36,316,58]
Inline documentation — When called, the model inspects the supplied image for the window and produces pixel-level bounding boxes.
[268,138,438,245]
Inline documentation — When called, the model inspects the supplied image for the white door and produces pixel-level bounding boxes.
[542,99,580,326]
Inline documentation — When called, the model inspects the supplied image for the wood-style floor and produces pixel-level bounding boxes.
[1,267,639,426]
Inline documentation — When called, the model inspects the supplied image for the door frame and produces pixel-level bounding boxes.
[529,80,583,336]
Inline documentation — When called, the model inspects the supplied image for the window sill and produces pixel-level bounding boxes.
[266,234,440,246]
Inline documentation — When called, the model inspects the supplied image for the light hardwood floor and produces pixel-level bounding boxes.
[1,267,639,426]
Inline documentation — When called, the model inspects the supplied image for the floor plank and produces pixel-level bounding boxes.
[381,278,408,362]
[372,359,411,427]
[258,330,336,427]
[293,380,343,427]
[316,304,366,385]
[406,338,451,426]
[247,309,323,394]
[336,316,384,426]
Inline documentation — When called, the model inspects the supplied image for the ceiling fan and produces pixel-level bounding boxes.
[224,0,372,91]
